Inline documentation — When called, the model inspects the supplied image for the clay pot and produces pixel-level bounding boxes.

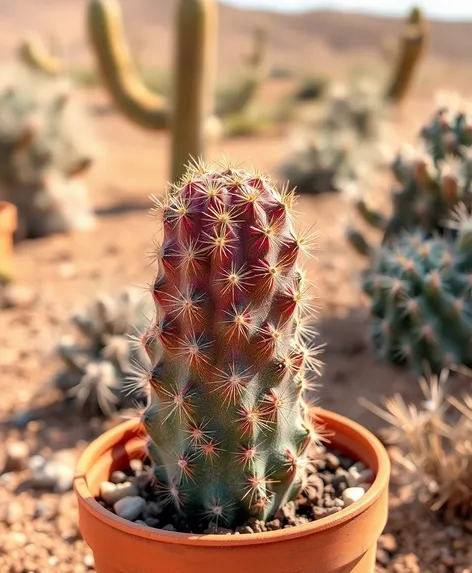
[74,409,390,573]
[0,202,17,282]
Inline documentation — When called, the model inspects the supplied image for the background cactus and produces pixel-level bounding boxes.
[348,104,472,256]
[17,32,63,77]
[88,0,216,183]
[385,6,428,105]
[55,288,153,416]
[280,80,388,196]
[0,62,96,238]
[362,207,472,374]
[137,160,321,528]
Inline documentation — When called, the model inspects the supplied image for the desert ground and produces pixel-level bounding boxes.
[0,2,472,571]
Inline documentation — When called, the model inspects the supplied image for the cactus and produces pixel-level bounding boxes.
[385,6,428,105]
[88,0,216,183]
[348,104,472,257]
[135,160,322,528]
[0,63,97,238]
[17,32,63,77]
[215,27,267,119]
[55,288,153,416]
[363,206,472,374]
[280,130,361,195]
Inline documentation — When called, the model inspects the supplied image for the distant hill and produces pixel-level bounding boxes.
[0,0,470,71]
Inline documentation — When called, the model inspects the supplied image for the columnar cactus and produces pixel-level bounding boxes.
[348,104,472,256]
[385,6,428,105]
[363,206,472,374]
[88,0,216,182]
[17,32,63,77]
[137,161,321,527]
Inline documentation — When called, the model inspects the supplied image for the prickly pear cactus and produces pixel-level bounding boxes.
[348,104,472,256]
[0,63,96,238]
[55,288,152,416]
[139,161,321,528]
[363,206,472,374]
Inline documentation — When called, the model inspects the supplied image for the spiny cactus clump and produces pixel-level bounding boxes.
[363,206,472,374]
[348,104,472,256]
[0,63,96,238]
[137,160,322,528]
[55,288,153,416]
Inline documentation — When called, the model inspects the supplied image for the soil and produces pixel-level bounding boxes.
[95,445,365,534]
[1,54,472,572]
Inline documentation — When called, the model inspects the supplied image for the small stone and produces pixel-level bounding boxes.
[313,506,341,518]
[162,524,176,531]
[464,521,472,533]
[276,501,296,524]
[342,487,365,507]
[130,459,143,474]
[145,517,160,528]
[58,262,77,279]
[235,525,253,534]
[30,451,75,492]
[204,524,232,534]
[83,554,95,569]
[34,501,57,520]
[2,284,36,309]
[378,533,397,553]
[101,481,139,505]
[10,411,34,429]
[2,531,27,551]
[324,452,340,471]
[110,470,128,484]
[29,454,46,472]
[266,519,282,531]
[143,501,164,518]
[441,554,456,567]
[113,496,146,521]
[135,520,147,525]
[376,548,390,567]
[3,441,30,473]
[1,501,23,525]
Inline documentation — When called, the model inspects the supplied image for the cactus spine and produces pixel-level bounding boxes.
[88,0,216,182]
[137,161,321,528]
[363,209,472,374]
[385,6,428,105]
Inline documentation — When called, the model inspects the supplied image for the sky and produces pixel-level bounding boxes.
[219,0,472,20]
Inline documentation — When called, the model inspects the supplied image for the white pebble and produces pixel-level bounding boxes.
[342,486,365,507]
[101,481,139,505]
[114,496,146,521]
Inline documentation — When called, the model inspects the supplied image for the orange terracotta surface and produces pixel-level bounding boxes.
[74,409,390,573]
[0,202,17,279]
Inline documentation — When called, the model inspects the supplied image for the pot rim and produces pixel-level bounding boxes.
[74,408,390,546]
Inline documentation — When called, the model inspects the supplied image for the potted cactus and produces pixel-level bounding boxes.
[74,161,390,573]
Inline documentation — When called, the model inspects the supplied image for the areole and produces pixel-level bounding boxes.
[74,409,390,573]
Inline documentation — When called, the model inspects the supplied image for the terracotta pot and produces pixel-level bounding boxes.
[74,409,390,573]
[0,201,17,282]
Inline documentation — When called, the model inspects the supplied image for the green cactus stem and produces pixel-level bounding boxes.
[136,160,322,528]
[385,6,428,105]
[88,0,216,182]
[17,32,63,76]
[363,207,472,374]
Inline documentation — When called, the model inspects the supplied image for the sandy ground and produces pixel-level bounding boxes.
[1,74,472,572]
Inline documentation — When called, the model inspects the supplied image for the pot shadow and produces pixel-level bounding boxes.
[310,307,469,434]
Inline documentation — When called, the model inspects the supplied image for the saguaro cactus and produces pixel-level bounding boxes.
[17,32,63,76]
[88,0,216,182]
[137,160,321,528]
[385,6,428,105]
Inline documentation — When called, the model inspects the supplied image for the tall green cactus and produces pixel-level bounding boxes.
[17,32,63,77]
[385,6,428,105]
[88,0,216,183]
[136,160,321,528]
